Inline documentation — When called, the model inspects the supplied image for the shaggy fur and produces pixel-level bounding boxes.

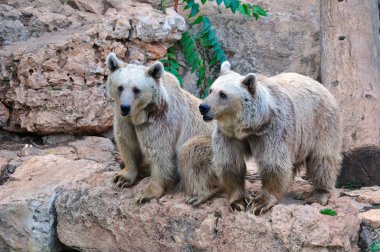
[178,135,249,210]
[200,61,343,215]
[106,53,212,203]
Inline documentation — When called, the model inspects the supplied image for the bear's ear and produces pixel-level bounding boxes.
[106,53,123,72]
[242,73,257,94]
[147,61,164,80]
[220,61,231,75]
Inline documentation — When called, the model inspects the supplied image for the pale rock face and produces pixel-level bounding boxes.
[0,136,117,251]
[0,0,185,134]
[359,209,380,228]
[0,135,376,251]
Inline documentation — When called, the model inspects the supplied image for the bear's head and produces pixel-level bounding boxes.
[106,53,168,124]
[199,61,273,138]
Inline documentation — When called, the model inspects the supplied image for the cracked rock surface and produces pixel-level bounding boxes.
[0,0,185,134]
[1,136,378,251]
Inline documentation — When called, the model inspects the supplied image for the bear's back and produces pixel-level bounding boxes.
[265,72,340,162]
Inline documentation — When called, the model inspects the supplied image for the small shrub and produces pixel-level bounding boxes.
[320,208,337,216]
[369,240,380,252]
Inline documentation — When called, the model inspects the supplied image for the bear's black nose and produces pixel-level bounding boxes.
[120,104,131,116]
[199,103,210,115]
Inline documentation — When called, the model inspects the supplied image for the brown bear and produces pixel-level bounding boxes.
[198,61,343,215]
[106,53,212,203]
[178,135,249,210]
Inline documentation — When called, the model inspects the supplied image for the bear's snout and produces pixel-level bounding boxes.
[120,104,131,116]
[199,103,210,115]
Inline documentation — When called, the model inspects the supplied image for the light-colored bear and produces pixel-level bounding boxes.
[179,135,249,210]
[106,53,212,203]
[199,61,342,215]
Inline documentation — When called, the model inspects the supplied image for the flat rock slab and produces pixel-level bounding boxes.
[0,154,109,251]
[341,186,380,204]
[359,209,380,228]
[56,172,362,252]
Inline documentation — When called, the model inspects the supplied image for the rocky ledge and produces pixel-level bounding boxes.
[0,134,379,251]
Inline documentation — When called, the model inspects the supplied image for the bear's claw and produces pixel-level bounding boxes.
[251,192,279,215]
[113,170,137,188]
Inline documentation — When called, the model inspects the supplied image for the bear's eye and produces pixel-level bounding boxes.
[117,86,124,92]
[219,91,227,99]
[133,87,141,95]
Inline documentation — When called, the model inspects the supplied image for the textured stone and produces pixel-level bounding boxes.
[0,1,185,134]
[0,102,9,127]
[179,0,320,94]
[341,186,380,204]
[359,209,380,228]
[0,146,115,251]
[55,172,361,252]
[74,0,104,14]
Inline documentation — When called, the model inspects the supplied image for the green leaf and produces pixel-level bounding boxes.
[242,4,250,16]
[208,30,216,41]
[188,51,197,65]
[192,16,203,25]
[209,55,218,67]
[185,44,195,60]
[252,5,268,17]
[238,5,245,15]
[201,86,210,98]
[189,3,200,18]
[209,36,218,46]
[201,0,207,4]
[230,0,238,13]
[184,0,194,10]
[191,58,200,73]
[216,0,223,5]
[224,0,231,8]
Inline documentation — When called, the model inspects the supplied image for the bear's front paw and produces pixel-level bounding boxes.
[229,198,249,212]
[185,194,209,207]
[251,192,279,215]
[134,183,164,204]
[113,170,137,188]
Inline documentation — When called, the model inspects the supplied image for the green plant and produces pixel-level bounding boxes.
[369,240,380,252]
[336,179,360,190]
[320,208,337,216]
[161,0,267,97]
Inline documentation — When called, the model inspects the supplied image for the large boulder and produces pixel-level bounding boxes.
[0,136,117,251]
[55,172,363,251]
[0,135,376,251]
[0,1,185,134]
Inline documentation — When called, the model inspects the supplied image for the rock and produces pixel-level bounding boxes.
[179,0,321,94]
[42,134,76,145]
[359,224,380,252]
[0,1,185,134]
[55,172,362,252]
[74,0,104,14]
[0,102,9,127]
[341,186,380,204]
[0,151,113,251]
[359,209,380,228]
[68,136,115,163]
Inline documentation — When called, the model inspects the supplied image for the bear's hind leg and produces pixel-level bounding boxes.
[304,154,341,205]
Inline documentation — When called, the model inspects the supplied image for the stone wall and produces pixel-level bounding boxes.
[0,0,321,134]
[179,0,320,95]
[0,0,185,134]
